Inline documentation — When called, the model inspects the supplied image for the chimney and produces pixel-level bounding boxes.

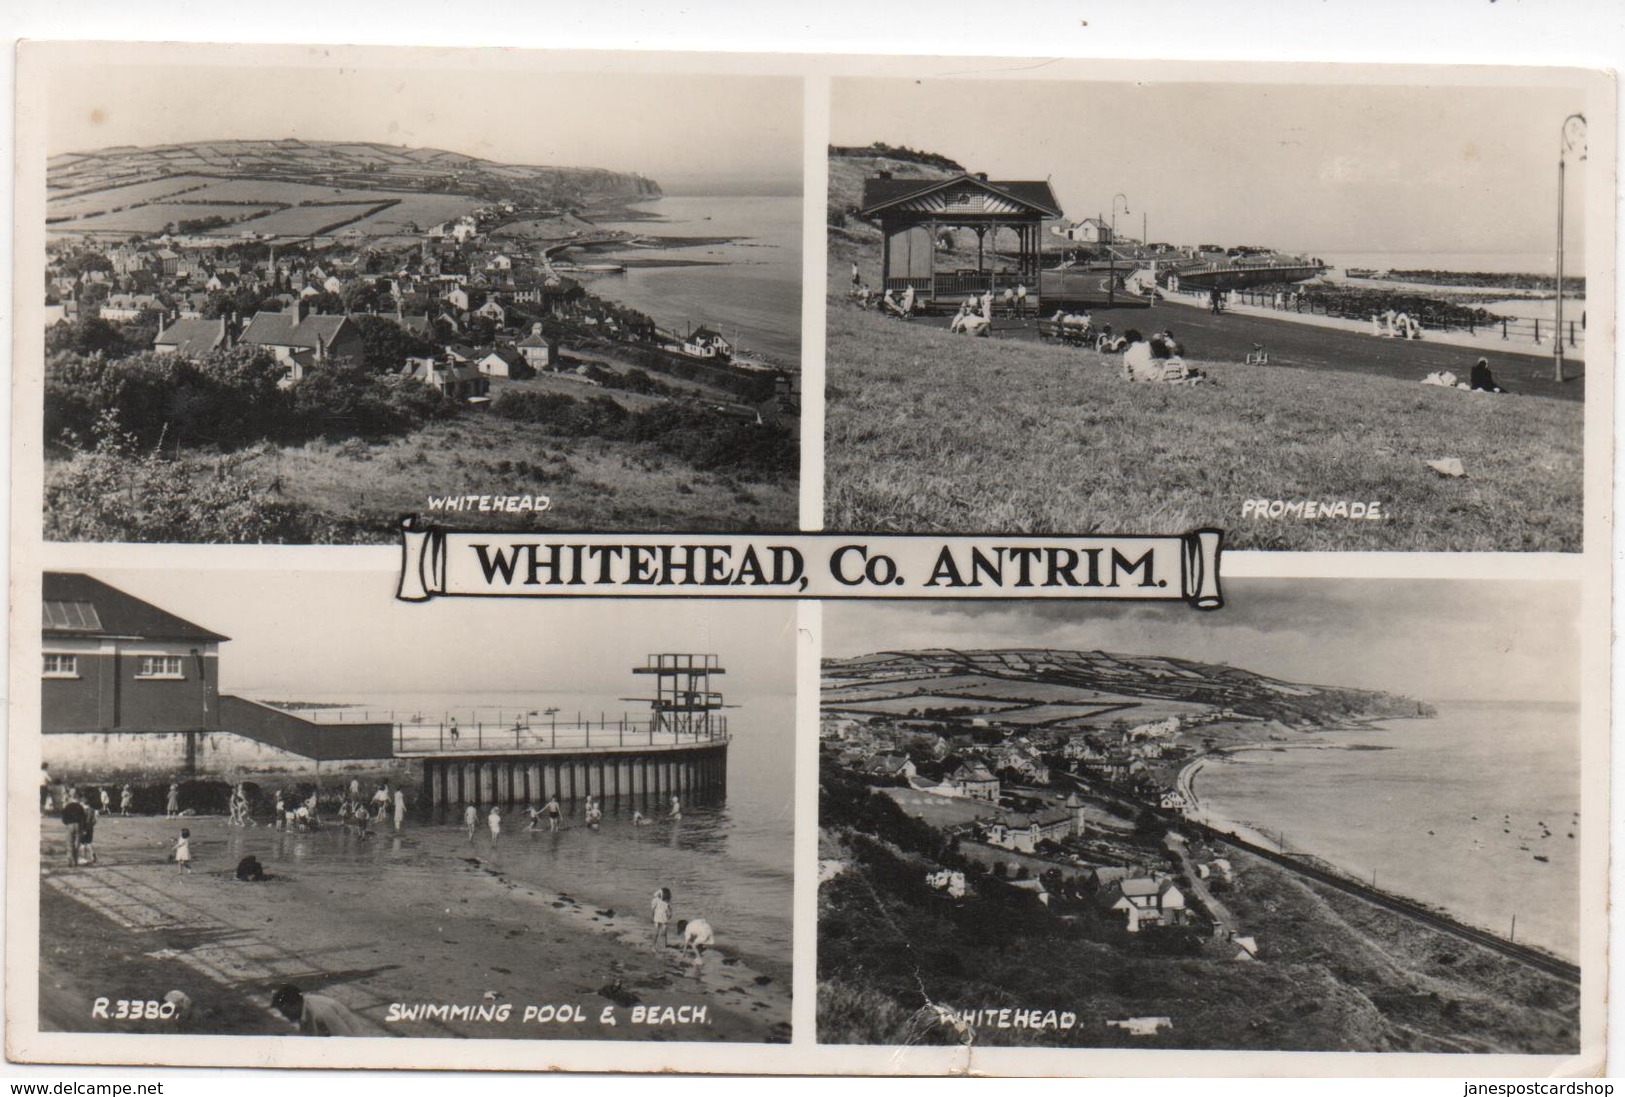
[876,170,892,180]
[975,172,988,181]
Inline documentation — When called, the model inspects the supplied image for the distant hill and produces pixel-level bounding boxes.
[47,139,661,208]
[823,647,1430,728]
[827,145,961,258]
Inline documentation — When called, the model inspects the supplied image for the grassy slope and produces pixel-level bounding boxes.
[823,150,1581,551]
[44,410,796,543]
[253,414,794,539]
[816,825,1578,1052]
[823,300,1581,551]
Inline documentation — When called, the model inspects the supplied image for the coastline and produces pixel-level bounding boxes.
[39,813,791,1041]
[1175,713,1578,964]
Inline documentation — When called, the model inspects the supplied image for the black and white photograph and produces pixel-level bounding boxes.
[818,582,1589,1054]
[32,567,794,1043]
[825,74,1600,551]
[33,46,802,544]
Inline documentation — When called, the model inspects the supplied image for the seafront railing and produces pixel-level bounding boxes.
[389,713,729,755]
[1171,286,1585,351]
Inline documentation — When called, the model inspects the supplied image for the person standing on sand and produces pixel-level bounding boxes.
[166,782,180,819]
[651,887,672,951]
[173,828,193,873]
[60,793,87,867]
[393,789,406,831]
[464,803,478,841]
[850,260,860,290]
[79,807,99,865]
[120,785,133,816]
[487,805,502,848]
[100,787,111,815]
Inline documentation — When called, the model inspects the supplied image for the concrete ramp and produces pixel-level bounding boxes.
[218,695,393,761]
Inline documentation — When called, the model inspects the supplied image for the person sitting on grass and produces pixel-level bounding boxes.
[270,984,367,1037]
[1122,330,1207,386]
[1469,358,1511,394]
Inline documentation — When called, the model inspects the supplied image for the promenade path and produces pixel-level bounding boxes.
[1029,295,1588,403]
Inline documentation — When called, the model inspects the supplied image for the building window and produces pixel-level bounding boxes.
[136,655,186,679]
[43,653,79,678]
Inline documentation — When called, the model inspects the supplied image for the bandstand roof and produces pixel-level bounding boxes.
[859,173,1063,221]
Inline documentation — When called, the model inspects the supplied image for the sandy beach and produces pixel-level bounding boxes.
[38,812,791,1043]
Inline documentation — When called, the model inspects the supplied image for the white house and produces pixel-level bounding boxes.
[1098,876,1187,932]
[477,347,527,378]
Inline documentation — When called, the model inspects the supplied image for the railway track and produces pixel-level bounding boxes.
[1192,821,1580,984]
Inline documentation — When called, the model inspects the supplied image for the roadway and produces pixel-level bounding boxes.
[1028,298,1587,402]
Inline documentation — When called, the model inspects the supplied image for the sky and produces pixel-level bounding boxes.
[45,60,803,194]
[832,76,1590,263]
[824,579,1579,704]
[83,567,798,702]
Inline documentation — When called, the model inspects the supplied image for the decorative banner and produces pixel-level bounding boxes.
[397,520,1224,609]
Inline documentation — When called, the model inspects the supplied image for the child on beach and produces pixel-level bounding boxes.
[100,788,112,815]
[79,808,98,865]
[394,789,407,831]
[651,887,672,951]
[120,785,133,815]
[487,805,503,848]
[270,984,366,1037]
[544,795,562,832]
[632,810,652,827]
[173,828,193,872]
[166,783,180,819]
[464,803,478,841]
[678,918,715,972]
[669,796,681,821]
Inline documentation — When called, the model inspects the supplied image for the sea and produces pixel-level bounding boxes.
[233,687,795,980]
[583,195,802,366]
[1315,250,1573,276]
[1192,701,1580,961]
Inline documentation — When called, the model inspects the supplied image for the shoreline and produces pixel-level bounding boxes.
[1175,733,1577,966]
[38,813,791,1041]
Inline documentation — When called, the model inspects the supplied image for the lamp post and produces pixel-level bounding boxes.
[1109,193,1129,306]
[1555,114,1586,383]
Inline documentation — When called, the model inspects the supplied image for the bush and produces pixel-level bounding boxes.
[44,414,319,543]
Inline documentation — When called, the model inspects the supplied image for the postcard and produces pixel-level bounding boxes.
[6,40,1612,1078]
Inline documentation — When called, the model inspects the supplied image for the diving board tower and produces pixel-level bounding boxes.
[631,653,728,741]
[861,171,1062,311]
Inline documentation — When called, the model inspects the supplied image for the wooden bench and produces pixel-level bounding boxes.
[1038,319,1094,347]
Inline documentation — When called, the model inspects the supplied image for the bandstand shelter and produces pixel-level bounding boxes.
[860,172,1063,310]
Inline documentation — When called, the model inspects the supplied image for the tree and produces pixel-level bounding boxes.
[350,314,437,373]
[46,317,127,359]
